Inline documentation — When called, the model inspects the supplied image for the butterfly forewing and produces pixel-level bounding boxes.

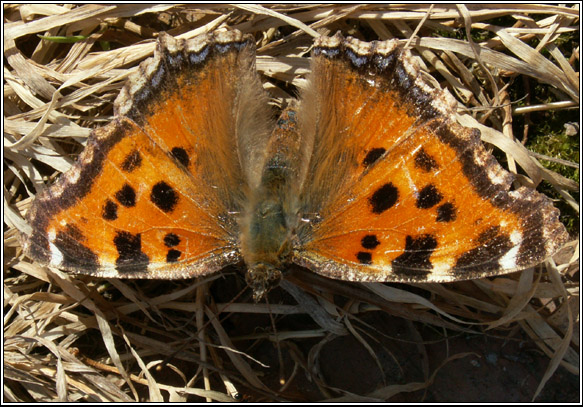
[24,31,272,279]
[292,34,568,283]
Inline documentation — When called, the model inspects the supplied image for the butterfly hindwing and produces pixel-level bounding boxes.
[292,33,568,283]
[24,30,272,278]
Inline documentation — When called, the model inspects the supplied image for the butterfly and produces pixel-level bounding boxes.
[23,29,568,301]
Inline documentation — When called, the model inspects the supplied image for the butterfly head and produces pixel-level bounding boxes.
[245,262,283,302]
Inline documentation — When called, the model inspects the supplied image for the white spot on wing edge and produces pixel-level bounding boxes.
[66,167,81,184]
[48,242,64,267]
[499,230,522,269]
[47,230,64,267]
[431,260,454,277]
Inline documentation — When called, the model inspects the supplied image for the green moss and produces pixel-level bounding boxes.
[526,119,579,234]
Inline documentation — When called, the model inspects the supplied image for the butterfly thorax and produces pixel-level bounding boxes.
[241,107,305,301]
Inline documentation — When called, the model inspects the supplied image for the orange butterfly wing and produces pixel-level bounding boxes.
[23,31,272,278]
[293,34,568,282]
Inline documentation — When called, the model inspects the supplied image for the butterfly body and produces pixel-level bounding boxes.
[23,29,568,300]
[242,108,302,299]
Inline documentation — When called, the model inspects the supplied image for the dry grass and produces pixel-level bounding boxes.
[4,4,579,402]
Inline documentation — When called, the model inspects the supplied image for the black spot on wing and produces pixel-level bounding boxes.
[166,249,181,263]
[164,233,180,247]
[171,147,190,168]
[102,199,118,221]
[121,149,142,172]
[416,184,443,209]
[414,148,439,172]
[369,183,399,214]
[436,202,457,222]
[357,251,373,265]
[151,181,178,213]
[115,184,136,207]
[362,148,386,168]
[114,231,149,273]
[361,234,381,249]
[392,234,437,277]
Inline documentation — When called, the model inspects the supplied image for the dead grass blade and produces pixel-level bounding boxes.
[365,283,472,325]
[234,4,319,37]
